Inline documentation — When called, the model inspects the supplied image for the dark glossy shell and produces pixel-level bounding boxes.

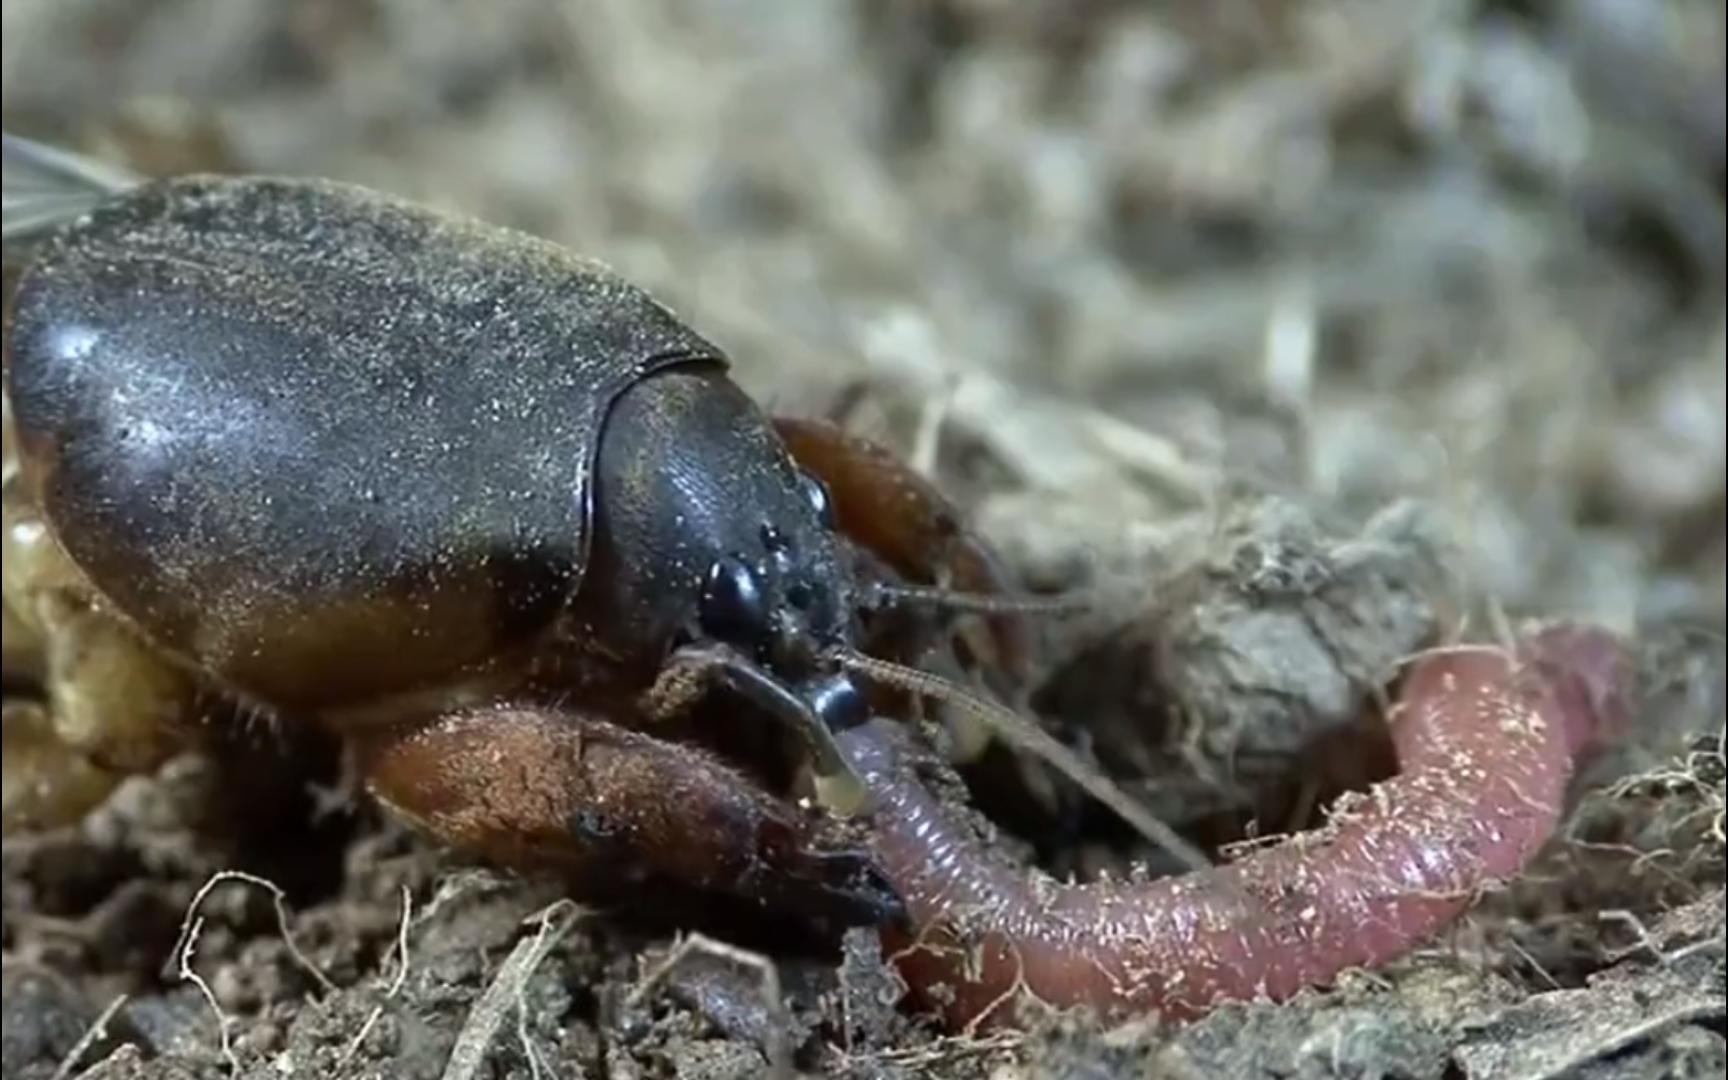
[6,175,723,707]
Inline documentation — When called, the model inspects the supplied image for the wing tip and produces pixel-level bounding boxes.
[3,131,141,247]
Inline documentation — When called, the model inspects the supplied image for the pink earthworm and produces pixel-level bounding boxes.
[839,622,1633,1029]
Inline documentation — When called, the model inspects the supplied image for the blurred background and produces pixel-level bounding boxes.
[5,0,1722,634]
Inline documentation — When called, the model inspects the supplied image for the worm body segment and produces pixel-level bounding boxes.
[841,623,1631,1028]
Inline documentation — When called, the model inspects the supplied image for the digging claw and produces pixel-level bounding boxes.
[745,846,907,929]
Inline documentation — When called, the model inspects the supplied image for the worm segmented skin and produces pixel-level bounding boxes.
[841,623,1631,1029]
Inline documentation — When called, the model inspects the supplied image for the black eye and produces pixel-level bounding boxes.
[800,472,835,529]
[700,557,768,645]
[785,581,814,610]
[806,673,868,732]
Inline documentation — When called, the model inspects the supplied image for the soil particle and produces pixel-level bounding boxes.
[1035,497,1450,852]
[3,968,109,1080]
[1451,930,1725,1079]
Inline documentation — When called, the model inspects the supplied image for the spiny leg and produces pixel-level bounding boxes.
[351,702,903,927]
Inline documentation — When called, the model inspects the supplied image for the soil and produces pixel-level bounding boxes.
[2,2,1724,1078]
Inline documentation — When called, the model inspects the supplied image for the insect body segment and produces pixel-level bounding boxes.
[9,172,716,708]
[1,133,1014,924]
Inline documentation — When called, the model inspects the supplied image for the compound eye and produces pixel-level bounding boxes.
[806,673,868,732]
[800,472,836,529]
[700,556,769,646]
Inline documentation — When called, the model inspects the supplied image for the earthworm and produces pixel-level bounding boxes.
[839,622,1633,1029]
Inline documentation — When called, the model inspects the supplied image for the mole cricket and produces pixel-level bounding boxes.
[1,131,1032,927]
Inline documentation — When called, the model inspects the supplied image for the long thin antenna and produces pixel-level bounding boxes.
[837,649,1214,872]
[866,581,1092,618]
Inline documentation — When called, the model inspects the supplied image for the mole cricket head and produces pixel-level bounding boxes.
[583,366,872,799]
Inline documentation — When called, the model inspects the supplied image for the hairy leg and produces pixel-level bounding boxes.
[352,702,903,926]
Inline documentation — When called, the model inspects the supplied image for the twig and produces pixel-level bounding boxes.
[169,870,336,994]
[909,373,955,478]
[340,884,414,1064]
[1522,1002,1725,1080]
[49,993,127,1080]
[865,1029,1026,1067]
[440,900,582,1080]
[174,906,235,1073]
[385,884,415,994]
[168,870,335,1074]
[1598,909,1663,963]
[627,932,793,1080]
[515,902,573,1080]
[1505,936,1562,992]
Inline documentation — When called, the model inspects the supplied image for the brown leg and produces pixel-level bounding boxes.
[3,475,197,831]
[352,703,902,926]
[774,417,1032,680]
